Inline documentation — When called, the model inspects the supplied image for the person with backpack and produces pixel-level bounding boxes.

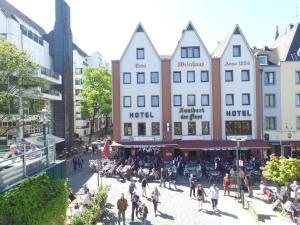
[138,203,149,225]
[141,176,149,198]
[244,173,255,197]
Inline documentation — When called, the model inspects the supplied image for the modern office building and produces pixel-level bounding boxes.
[112,22,269,161]
[0,0,63,144]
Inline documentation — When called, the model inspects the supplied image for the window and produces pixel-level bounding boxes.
[241,70,250,81]
[75,68,83,74]
[187,95,195,106]
[264,72,275,85]
[124,123,132,136]
[226,94,234,106]
[225,70,233,82]
[242,93,250,105]
[297,117,300,130]
[181,47,200,58]
[259,55,268,65]
[138,123,146,136]
[201,94,209,106]
[202,121,210,135]
[152,122,160,135]
[137,72,145,84]
[265,94,276,107]
[296,94,300,106]
[188,121,196,135]
[123,72,131,84]
[151,72,159,83]
[75,89,81,96]
[75,78,82,85]
[136,48,144,59]
[173,71,181,83]
[233,45,241,57]
[296,71,300,84]
[265,117,276,130]
[225,121,252,135]
[151,95,159,107]
[137,96,145,107]
[187,71,195,82]
[123,96,131,107]
[173,95,182,106]
[201,71,209,82]
[174,122,182,135]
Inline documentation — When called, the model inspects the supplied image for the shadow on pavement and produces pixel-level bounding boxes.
[157,210,174,220]
[101,208,118,225]
[202,209,238,219]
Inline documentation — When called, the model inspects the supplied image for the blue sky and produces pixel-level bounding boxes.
[7,0,300,61]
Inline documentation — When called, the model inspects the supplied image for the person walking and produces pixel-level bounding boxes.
[189,174,196,198]
[117,193,128,225]
[72,155,78,171]
[159,167,166,187]
[197,184,207,211]
[138,203,149,225]
[78,156,84,169]
[151,187,160,216]
[208,184,220,211]
[223,173,230,196]
[141,176,149,198]
[131,191,140,222]
[129,178,137,197]
[244,173,255,197]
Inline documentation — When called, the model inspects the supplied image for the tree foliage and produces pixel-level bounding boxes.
[0,172,68,225]
[79,67,112,141]
[261,155,300,185]
[0,39,46,136]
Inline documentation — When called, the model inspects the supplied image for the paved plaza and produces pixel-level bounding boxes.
[67,156,257,225]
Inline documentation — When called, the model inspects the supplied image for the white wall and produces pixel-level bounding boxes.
[220,33,257,139]
[171,28,212,139]
[120,30,162,140]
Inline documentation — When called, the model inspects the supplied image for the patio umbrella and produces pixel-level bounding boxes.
[102,139,110,159]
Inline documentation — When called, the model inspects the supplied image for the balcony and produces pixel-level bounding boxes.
[34,67,62,85]
[40,88,62,101]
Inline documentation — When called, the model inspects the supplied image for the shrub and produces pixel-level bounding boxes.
[0,172,68,225]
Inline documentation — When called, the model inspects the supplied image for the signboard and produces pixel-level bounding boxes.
[179,107,205,120]
[177,61,204,67]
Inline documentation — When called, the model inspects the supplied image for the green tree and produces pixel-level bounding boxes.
[79,67,112,143]
[0,39,45,137]
[261,155,300,185]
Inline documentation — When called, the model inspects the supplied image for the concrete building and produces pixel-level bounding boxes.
[0,0,62,144]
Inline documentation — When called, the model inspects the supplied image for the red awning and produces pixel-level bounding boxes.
[179,139,270,151]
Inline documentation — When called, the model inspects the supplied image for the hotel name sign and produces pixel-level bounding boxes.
[177,61,204,67]
[179,107,205,120]
[226,110,251,117]
[224,61,250,66]
[135,63,146,68]
[129,112,154,118]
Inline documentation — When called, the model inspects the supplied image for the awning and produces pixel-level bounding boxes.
[111,141,124,148]
[179,139,270,151]
[120,141,178,149]
[24,134,65,146]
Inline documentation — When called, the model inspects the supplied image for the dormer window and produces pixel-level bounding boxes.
[259,55,268,65]
[233,45,241,57]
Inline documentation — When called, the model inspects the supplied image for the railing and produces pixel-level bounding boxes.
[41,88,61,96]
[128,136,161,141]
[0,145,55,192]
[39,66,60,80]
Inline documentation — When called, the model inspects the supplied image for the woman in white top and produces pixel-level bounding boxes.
[208,184,219,211]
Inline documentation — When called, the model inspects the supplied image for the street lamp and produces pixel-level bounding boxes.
[41,107,49,166]
[231,137,246,199]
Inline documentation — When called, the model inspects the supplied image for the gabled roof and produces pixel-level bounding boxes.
[120,22,160,61]
[272,23,300,61]
[171,21,211,61]
[211,24,254,59]
[252,47,279,65]
[0,0,47,35]
[73,43,89,57]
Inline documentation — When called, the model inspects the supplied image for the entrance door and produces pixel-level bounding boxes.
[174,149,182,158]
[188,151,197,161]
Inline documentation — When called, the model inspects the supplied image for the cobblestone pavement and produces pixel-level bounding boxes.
[68,164,257,225]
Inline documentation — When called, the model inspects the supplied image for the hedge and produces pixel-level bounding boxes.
[0,172,68,225]
[71,186,108,225]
